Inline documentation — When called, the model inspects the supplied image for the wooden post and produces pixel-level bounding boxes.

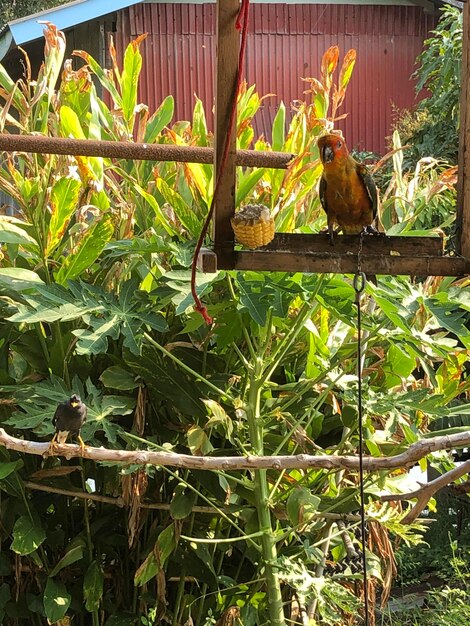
[457,1,470,260]
[213,0,239,268]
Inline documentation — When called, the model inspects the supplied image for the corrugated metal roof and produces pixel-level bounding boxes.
[116,3,436,154]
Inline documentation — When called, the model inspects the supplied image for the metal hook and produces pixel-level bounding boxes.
[353,272,367,296]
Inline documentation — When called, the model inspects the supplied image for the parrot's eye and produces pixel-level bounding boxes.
[337,141,342,148]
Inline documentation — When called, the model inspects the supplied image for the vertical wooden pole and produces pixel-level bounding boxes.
[214,0,239,268]
[457,1,470,260]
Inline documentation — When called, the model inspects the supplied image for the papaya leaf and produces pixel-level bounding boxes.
[100,366,139,390]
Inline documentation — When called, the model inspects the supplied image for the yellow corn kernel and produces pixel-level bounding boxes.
[231,204,275,249]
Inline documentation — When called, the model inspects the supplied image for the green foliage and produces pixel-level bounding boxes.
[393,5,462,166]
[380,539,470,626]
[0,27,467,626]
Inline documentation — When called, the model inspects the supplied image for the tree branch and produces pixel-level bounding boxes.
[1,428,469,471]
[381,459,470,524]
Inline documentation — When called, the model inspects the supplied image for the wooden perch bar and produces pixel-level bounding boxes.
[259,233,444,256]
[229,251,469,276]
[200,233,469,276]
[0,428,469,472]
[0,134,294,169]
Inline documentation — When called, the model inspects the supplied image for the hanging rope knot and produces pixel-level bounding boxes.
[194,303,213,326]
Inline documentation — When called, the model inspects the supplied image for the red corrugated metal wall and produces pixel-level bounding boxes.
[115,3,436,155]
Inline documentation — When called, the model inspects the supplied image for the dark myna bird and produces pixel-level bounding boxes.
[49,394,87,454]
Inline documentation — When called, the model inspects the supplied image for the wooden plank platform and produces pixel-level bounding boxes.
[199,234,470,276]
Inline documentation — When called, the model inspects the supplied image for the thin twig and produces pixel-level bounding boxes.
[381,459,470,523]
[23,481,125,507]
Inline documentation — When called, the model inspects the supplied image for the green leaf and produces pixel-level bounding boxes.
[144,95,174,143]
[49,544,85,577]
[236,168,265,206]
[0,219,37,246]
[84,560,104,612]
[157,524,176,567]
[313,92,328,119]
[134,550,159,587]
[55,216,114,285]
[187,425,214,456]
[60,105,86,139]
[133,182,177,236]
[125,346,206,418]
[100,366,139,390]
[0,460,22,479]
[0,268,44,290]
[11,515,46,555]
[73,315,120,355]
[121,39,143,124]
[170,484,197,519]
[155,176,200,236]
[47,177,82,254]
[272,102,286,151]
[287,488,321,526]
[43,578,71,623]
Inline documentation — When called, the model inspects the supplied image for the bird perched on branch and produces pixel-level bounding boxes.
[317,133,379,244]
[49,394,87,455]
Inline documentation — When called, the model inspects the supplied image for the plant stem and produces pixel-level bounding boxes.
[143,332,231,399]
[246,360,285,626]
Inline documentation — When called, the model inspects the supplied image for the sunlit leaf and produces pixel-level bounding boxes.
[55,216,114,285]
[11,515,46,555]
[43,578,71,623]
[287,488,321,526]
[100,366,139,390]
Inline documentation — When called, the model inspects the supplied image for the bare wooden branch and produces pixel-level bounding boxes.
[0,134,294,169]
[1,428,469,471]
[23,480,125,506]
[381,460,470,524]
[22,481,369,520]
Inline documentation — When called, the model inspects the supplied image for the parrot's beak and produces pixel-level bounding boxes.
[321,145,335,164]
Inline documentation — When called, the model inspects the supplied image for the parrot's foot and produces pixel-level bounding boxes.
[323,225,338,246]
[363,225,384,236]
[77,434,87,456]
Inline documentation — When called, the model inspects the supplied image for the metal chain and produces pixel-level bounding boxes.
[354,229,369,625]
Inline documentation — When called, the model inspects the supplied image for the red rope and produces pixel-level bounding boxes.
[191,0,251,325]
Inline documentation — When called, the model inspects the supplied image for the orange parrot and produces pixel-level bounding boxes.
[317,134,379,244]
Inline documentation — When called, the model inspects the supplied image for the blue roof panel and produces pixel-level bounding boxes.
[7,0,141,46]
